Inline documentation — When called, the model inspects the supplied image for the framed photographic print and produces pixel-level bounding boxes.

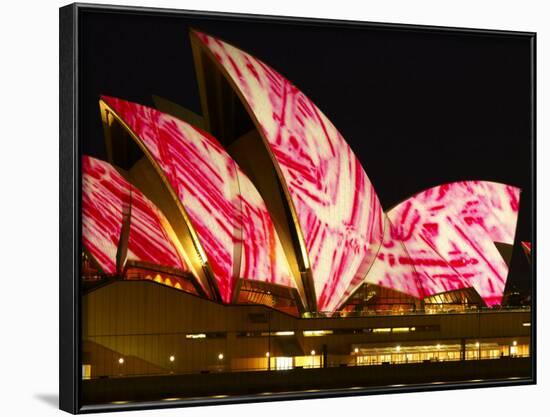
[59,3,536,413]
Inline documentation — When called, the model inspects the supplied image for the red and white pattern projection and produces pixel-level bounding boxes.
[387,181,520,306]
[126,185,189,273]
[194,31,384,312]
[102,97,295,303]
[361,215,424,300]
[82,156,129,274]
[237,170,295,288]
[82,156,189,276]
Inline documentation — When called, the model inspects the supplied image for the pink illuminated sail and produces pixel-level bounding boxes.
[82,156,189,277]
[102,97,295,302]
[82,156,129,274]
[362,216,424,299]
[102,96,240,302]
[387,181,520,306]
[385,216,472,298]
[193,31,384,312]
[126,185,189,273]
[412,181,520,244]
[82,156,188,274]
[237,170,295,288]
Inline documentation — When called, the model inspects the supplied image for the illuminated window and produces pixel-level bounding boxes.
[372,328,391,333]
[392,327,410,333]
[274,331,294,336]
[82,364,91,380]
[260,331,295,336]
[303,330,333,337]
[511,341,518,356]
[275,357,293,370]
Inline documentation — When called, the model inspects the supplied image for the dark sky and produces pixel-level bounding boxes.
[79,8,534,295]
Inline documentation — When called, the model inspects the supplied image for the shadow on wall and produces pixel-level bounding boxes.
[33,393,58,408]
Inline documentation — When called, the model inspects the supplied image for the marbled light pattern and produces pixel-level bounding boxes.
[361,215,424,300]
[412,181,520,244]
[82,156,189,276]
[381,217,471,299]
[237,169,295,288]
[103,96,240,302]
[82,155,128,274]
[194,31,384,312]
[387,181,520,306]
[102,97,295,302]
[126,184,189,273]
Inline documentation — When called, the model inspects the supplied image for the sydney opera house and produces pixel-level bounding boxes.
[80,30,532,404]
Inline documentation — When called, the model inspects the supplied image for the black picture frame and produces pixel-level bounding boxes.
[60,3,536,413]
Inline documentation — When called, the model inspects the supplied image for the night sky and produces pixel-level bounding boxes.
[79,8,534,296]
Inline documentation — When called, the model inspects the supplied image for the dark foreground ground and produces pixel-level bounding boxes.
[81,357,532,409]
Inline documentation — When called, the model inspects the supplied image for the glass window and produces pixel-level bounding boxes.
[275,357,293,370]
